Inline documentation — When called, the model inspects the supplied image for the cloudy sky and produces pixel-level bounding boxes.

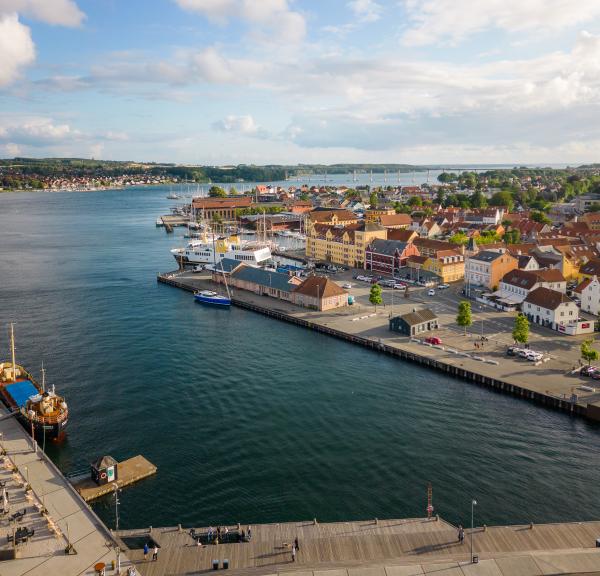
[1,0,600,165]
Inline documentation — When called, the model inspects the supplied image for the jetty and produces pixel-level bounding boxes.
[0,406,137,575]
[115,517,600,576]
[72,454,157,502]
[157,269,600,420]
[160,214,188,233]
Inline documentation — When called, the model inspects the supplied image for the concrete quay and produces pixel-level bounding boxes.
[157,269,600,420]
[115,517,600,576]
[0,407,140,576]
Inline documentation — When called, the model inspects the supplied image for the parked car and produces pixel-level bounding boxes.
[438,283,450,290]
[393,283,406,290]
[424,336,442,345]
[518,349,530,358]
[592,371,600,381]
[581,365,598,376]
[342,283,353,289]
[428,289,436,296]
[507,346,522,356]
[526,351,543,362]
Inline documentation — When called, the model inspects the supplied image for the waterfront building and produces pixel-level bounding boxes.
[575,275,600,315]
[522,287,593,335]
[306,222,387,268]
[465,249,518,291]
[192,196,253,220]
[406,251,464,283]
[365,239,420,276]
[215,264,303,301]
[389,308,439,336]
[292,276,349,311]
[306,209,358,230]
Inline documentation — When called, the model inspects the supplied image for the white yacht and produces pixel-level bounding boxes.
[171,234,273,267]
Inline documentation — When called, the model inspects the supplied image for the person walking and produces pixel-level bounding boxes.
[143,543,149,562]
[248,526,252,540]
[152,545,159,562]
[291,545,296,562]
[294,537,299,551]
[458,525,464,543]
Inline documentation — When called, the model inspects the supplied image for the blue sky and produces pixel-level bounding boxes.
[1,0,600,164]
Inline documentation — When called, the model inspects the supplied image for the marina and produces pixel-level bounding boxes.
[4,186,600,534]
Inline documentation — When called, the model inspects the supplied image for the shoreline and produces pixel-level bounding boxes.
[158,270,596,421]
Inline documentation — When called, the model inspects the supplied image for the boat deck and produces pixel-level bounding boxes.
[116,517,600,576]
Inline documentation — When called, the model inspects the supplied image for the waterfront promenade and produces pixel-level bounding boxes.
[117,517,600,576]
[0,407,138,575]
[157,270,599,418]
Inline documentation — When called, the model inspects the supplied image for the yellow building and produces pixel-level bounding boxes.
[365,208,395,223]
[306,222,387,268]
[407,251,465,283]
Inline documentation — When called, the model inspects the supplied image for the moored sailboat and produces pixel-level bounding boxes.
[0,324,69,441]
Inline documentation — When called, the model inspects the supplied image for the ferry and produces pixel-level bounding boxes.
[194,290,231,307]
[171,233,273,267]
[0,325,68,441]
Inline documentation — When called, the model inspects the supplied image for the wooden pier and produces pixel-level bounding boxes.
[115,517,600,576]
[72,455,157,502]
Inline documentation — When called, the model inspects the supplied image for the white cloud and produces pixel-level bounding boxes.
[401,0,600,46]
[174,0,305,43]
[0,13,35,87]
[173,0,236,23]
[348,0,382,23]
[0,0,85,27]
[212,114,269,138]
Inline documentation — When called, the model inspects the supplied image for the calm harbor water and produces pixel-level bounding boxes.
[1,183,599,531]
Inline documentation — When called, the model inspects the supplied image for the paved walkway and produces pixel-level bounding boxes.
[0,408,139,576]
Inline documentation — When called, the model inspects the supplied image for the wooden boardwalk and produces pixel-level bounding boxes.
[116,517,600,576]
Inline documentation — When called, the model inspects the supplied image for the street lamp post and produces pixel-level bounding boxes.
[471,499,477,563]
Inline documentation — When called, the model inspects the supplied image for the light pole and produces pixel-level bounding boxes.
[471,499,477,563]
[114,485,121,531]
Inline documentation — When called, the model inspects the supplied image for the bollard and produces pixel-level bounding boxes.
[435,514,439,522]
[375,518,378,525]
[149,526,152,534]
[483,525,487,532]
[530,522,534,530]
[178,524,182,533]
[313,518,317,525]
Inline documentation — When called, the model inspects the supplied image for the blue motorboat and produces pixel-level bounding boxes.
[194,290,231,307]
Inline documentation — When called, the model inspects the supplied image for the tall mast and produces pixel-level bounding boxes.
[41,361,46,393]
[9,323,16,383]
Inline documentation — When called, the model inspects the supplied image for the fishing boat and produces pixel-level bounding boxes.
[0,325,68,441]
[194,290,231,307]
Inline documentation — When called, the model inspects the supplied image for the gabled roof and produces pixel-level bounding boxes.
[379,213,412,227]
[387,228,418,242]
[231,265,297,293]
[407,255,428,264]
[574,277,594,294]
[501,269,539,290]
[293,275,347,298]
[534,268,565,282]
[470,250,505,262]
[580,259,600,276]
[192,196,252,209]
[92,455,118,470]
[215,258,244,273]
[524,287,573,310]
[367,238,409,256]
[309,209,357,222]
[398,308,438,326]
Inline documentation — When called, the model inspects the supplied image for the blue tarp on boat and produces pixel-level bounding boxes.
[3,380,38,408]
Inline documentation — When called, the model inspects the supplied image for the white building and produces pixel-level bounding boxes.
[523,287,593,335]
[575,275,600,316]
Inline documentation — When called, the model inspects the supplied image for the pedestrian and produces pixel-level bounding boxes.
[291,545,296,562]
[294,537,299,551]
[241,529,246,541]
[248,526,252,540]
[152,545,158,562]
[143,542,149,562]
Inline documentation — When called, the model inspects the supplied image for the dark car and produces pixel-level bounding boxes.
[580,365,597,376]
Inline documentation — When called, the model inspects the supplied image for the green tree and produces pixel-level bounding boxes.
[512,313,529,344]
[456,301,472,335]
[229,186,238,195]
[489,190,514,212]
[469,189,487,208]
[369,283,383,310]
[449,232,468,245]
[504,229,521,244]
[407,196,422,207]
[581,339,599,364]
[369,190,378,208]
[209,185,227,197]
[530,210,552,225]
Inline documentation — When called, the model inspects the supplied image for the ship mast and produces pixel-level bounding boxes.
[9,323,16,383]
[41,361,46,393]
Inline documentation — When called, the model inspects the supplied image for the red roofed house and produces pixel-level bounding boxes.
[292,275,349,311]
